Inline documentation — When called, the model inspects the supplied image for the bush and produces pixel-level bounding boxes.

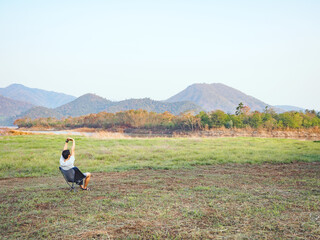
[14,106,320,131]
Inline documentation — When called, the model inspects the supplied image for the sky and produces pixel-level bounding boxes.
[0,0,319,110]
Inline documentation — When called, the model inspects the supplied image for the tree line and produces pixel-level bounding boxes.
[14,103,320,131]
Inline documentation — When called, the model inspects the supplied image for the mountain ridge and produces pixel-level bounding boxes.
[167,83,270,113]
[21,94,203,120]
[55,93,112,117]
[106,98,202,114]
[0,95,35,117]
[274,105,306,112]
[1,83,313,125]
[0,84,77,108]
[0,95,35,125]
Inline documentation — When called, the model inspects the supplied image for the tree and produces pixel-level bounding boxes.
[197,111,211,129]
[276,112,303,128]
[229,114,244,128]
[235,102,244,115]
[210,110,228,127]
[179,112,201,131]
[248,111,262,128]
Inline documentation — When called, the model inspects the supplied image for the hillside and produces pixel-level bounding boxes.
[167,83,269,113]
[0,84,76,108]
[274,105,306,112]
[18,94,111,119]
[7,83,311,123]
[55,93,112,117]
[20,106,64,119]
[18,94,203,120]
[0,95,34,117]
[0,95,35,125]
[106,98,202,115]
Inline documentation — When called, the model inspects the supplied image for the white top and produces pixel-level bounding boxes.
[60,155,75,170]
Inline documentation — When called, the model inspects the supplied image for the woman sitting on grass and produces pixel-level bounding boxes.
[60,137,91,190]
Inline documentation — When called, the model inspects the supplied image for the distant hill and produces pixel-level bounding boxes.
[167,83,270,113]
[6,83,312,124]
[274,105,306,112]
[55,93,112,117]
[19,94,203,120]
[0,84,76,108]
[106,98,202,115]
[22,94,111,118]
[21,106,64,119]
[0,95,35,125]
[0,95,34,117]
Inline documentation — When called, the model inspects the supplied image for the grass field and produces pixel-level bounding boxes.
[1,135,320,178]
[1,135,320,239]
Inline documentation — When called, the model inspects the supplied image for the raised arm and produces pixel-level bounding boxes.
[70,138,75,156]
[63,140,68,150]
[63,137,75,156]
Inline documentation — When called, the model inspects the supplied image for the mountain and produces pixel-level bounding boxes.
[21,106,64,119]
[0,95,34,117]
[166,83,270,113]
[22,93,113,119]
[3,83,313,125]
[274,105,306,112]
[0,84,76,108]
[55,93,112,117]
[0,95,35,125]
[19,94,203,120]
[106,98,202,115]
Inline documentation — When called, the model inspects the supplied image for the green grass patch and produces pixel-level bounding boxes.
[1,135,319,178]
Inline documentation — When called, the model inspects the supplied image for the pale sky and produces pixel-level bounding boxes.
[0,0,319,110]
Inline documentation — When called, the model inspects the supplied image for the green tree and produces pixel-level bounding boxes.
[197,111,211,129]
[276,112,303,128]
[210,110,228,127]
[248,111,263,128]
[230,114,244,128]
[235,102,244,115]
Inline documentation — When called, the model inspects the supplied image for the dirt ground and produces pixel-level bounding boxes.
[1,162,320,239]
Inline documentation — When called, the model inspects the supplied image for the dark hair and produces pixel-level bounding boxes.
[62,150,71,159]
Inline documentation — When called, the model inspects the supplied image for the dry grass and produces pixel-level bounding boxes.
[1,163,319,239]
[1,134,319,238]
[91,131,131,139]
[0,128,35,136]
